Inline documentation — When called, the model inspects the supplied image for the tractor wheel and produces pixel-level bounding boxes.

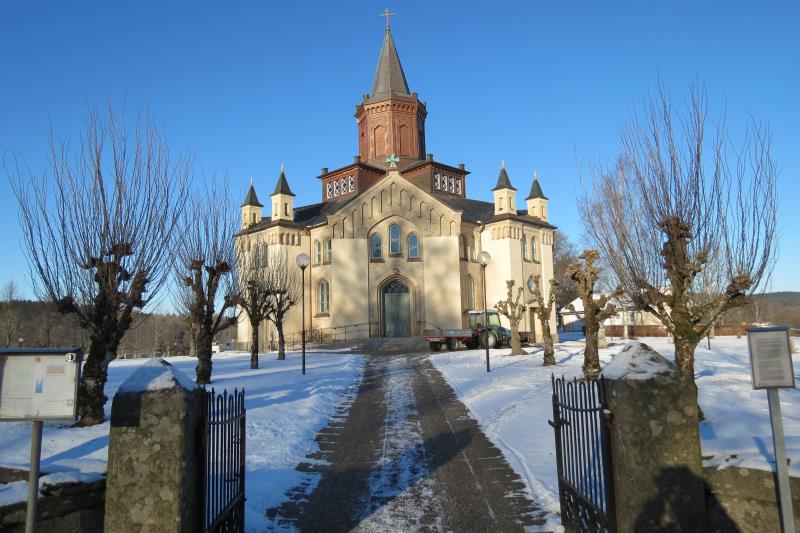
[429,342,443,352]
[446,337,458,351]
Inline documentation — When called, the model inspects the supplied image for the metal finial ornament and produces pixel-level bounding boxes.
[386,153,400,169]
[381,8,395,29]
[501,160,505,169]
[534,170,538,181]
[250,177,254,186]
[281,163,285,173]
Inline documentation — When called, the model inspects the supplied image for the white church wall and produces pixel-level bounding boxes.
[331,238,370,336]
[422,235,461,329]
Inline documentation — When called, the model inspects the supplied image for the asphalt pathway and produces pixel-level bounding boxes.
[266,353,547,532]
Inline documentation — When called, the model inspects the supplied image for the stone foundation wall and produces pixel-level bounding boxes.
[704,466,800,533]
[0,474,105,533]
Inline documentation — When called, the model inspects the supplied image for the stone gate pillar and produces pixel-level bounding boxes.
[602,342,706,533]
[104,359,203,533]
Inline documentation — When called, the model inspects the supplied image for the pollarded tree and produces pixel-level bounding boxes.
[528,275,558,365]
[176,181,238,384]
[236,242,278,369]
[580,83,777,380]
[566,250,623,379]
[8,106,189,425]
[265,250,300,361]
[495,280,526,356]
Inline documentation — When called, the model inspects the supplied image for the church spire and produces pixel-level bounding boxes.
[370,22,410,99]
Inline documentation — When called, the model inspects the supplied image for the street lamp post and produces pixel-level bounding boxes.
[478,251,492,372]
[295,253,311,375]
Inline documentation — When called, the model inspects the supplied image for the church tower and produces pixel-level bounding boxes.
[492,162,517,215]
[354,21,427,164]
[241,179,263,229]
[526,172,549,222]
[270,166,295,222]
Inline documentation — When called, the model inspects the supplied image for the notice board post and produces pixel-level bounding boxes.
[747,327,796,533]
[0,348,82,533]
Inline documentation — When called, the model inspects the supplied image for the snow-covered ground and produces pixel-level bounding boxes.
[0,350,365,531]
[430,335,800,529]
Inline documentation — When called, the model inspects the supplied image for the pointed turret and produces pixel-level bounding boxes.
[525,172,549,221]
[270,166,295,222]
[492,161,517,215]
[241,178,263,228]
[370,28,411,99]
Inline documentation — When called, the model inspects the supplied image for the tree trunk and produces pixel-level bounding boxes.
[195,326,214,385]
[250,320,259,369]
[276,322,286,360]
[583,320,600,379]
[509,320,523,355]
[76,337,111,426]
[674,335,697,379]
[539,314,556,366]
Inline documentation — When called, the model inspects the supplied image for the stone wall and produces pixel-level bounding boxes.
[704,466,800,532]
[0,474,105,533]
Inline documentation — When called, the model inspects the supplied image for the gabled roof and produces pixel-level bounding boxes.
[241,182,263,207]
[271,169,295,197]
[526,175,548,200]
[491,166,516,191]
[370,29,411,99]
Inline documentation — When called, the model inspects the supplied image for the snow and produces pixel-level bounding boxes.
[117,358,198,392]
[431,335,800,531]
[601,341,674,380]
[0,349,365,532]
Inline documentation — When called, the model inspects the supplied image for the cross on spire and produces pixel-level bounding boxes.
[380,8,395,30]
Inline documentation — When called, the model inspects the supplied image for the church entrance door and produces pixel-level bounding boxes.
[382,280,411,337]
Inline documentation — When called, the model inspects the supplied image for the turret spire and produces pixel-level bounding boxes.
[370,19,410,99]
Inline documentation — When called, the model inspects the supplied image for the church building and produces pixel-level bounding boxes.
[236,22,557,347]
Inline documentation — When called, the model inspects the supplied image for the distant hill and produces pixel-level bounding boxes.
[760,291,800,308]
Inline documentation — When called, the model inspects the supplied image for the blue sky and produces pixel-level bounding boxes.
[1,0,798,297]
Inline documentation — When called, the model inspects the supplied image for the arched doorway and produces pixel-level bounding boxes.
[382,279,411,337]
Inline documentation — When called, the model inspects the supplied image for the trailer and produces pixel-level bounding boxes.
[424,310,519,351]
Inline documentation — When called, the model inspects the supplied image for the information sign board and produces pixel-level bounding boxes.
[0,349,81,421]
[747,327,795,390]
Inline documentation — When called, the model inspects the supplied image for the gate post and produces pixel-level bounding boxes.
[104,359,204,533]
[602,342,705,533]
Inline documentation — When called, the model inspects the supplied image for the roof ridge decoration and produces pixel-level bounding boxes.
[492,162,517,191]
[271,167,296,197]
[241,179,263,207]
[370,16,411,99]
[525,171,548,200]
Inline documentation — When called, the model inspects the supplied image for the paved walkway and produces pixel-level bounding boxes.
[266,354,547,532]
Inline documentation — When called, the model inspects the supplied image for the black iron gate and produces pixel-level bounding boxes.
[549,376,615,533]
[202,388,246,533]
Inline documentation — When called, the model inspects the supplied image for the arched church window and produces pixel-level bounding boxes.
[465,275,475,310]
[468,237,476,261]
[531,237,538,261]
[317,279,330,314]
[261,242,269,266]
[313,240,321,264]
[389,224,401,255]
[323,238,332,263]
[459,235,466,259]
[370,234,382,259]
[407,234,420,259]
[521,236,528,260]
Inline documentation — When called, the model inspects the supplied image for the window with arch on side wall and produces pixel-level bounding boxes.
[407,234,420,259]
[370,234,382,260]
[458,235,466,259]
[323,238,332,263]
[313,240,321,264]
[531,237,538,261]
[465,275,475,310]
[389,224,401,255]
[317,279,330,314]
[521,236,528,261]
[468,237,476,261]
